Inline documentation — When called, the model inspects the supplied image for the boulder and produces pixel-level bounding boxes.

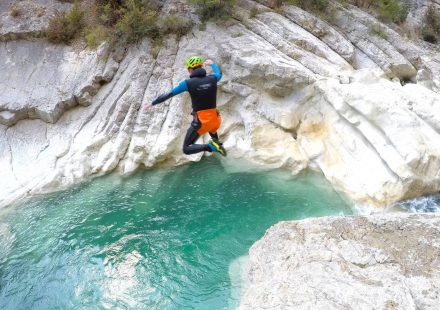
[239,213,440,309]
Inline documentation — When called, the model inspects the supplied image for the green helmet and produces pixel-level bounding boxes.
[186,56,203,69]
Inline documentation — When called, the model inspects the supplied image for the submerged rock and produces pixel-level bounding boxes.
[239,213,440,309]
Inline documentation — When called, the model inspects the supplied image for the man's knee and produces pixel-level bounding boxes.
[182,145,191,155]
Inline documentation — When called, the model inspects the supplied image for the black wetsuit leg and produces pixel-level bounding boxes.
[183,117,211,155]
[209,132,219,141]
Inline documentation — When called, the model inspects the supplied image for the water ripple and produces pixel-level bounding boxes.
[0,158,352,309]
[392,194,440,213]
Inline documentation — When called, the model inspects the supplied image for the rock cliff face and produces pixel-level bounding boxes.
[239,213,440,309]
[1,0,440,208]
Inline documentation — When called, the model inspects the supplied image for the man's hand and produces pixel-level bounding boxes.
[203,59,213,67]
[143,102,153,111]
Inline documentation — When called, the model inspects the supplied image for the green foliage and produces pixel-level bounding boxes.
[46,0,195,48]
[191,0,236,22]
[151,38,162,59]
[377,0,408,23]
[422,5,440,43]
[348,0,409,24]
[339,0,349,8]
[84,25,110,48]
[46,2,85,44]
[249,7,258,18]
[159,14,193,37]
[96,2,122,27]
[116,0,159,43]
[284,0,329,13]
[369,23,388,39]
[397,0,411,23]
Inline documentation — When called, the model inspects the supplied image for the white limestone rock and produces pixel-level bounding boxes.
[1,4,440,210]
[297,70,440,207]
[281,5,356,64]
[0,0,71,41]
[331,4,418,79]
[239,11,353,77]
[0,41,121,125]
[239,213,440,309]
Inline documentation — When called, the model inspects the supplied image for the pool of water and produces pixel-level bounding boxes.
[0,158,353,309]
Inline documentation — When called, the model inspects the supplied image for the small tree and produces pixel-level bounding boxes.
[116,0,159,43]
[46,2,85,44]
[191,0,236,22]
[378,0,408,23]
[422,4,440,43]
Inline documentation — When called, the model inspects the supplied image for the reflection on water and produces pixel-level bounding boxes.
[0,157,352,309]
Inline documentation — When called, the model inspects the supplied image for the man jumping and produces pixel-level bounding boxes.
[144,56,226,156]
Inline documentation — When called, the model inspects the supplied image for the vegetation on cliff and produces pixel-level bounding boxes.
[46,2,85,44]
[46,0,193,46]
[345,0,409,23]
[422,4,440,43]
[191,0,236,21]
[280,0,329,13]
[44,0,440,47]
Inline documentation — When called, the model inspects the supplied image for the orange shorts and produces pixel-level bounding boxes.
[195,108,221,135]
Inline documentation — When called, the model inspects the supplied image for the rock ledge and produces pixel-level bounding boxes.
[239,213,440,309]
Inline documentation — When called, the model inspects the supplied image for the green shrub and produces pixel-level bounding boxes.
[85,25,110,48]
[116,0,159,43]
[159,14,193,37]
[191,0,236,22]
[46,2,85,44]
[397,0,411,23]
[151,38,162,58]
[249,6,258,18]
[66,2,86,28]
[378,0,408,23]
[348,0,409,24]
[284,0,329,13]
[422,5,440,43]
[96,2,122,26]
[369,24,388,39]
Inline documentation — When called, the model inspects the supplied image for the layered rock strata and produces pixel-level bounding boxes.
[1,1,440,208]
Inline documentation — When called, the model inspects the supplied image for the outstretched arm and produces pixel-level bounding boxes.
[144,80,188,110]
[211,64,222,81]
[204,59,222,81]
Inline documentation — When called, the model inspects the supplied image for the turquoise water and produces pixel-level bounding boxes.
[0,158,352,309]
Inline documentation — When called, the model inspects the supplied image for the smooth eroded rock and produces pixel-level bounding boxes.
[240,213,440,309]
